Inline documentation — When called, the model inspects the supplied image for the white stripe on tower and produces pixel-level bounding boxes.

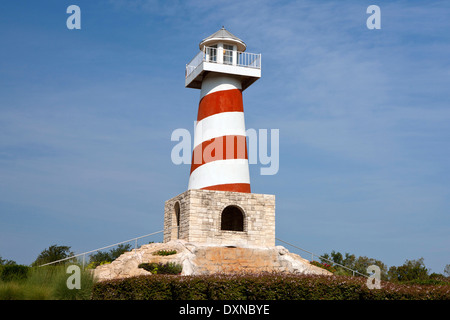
[188,74,251,193]
[193,112,246,149]
[188,159,250,190]
[199,74,242,99]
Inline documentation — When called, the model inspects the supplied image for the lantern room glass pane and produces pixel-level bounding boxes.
[206,45,217,62]
[223,44,233,65]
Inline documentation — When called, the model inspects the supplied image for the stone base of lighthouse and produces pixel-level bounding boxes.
[92,189,332,281]
[163,189,275,247]
[93,240,332,281]
[92,190,334,281]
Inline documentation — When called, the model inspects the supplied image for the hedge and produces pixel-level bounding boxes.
[0,265,30,282]
[91,273,450,300]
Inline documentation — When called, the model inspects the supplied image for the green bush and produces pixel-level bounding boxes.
[91,273,450,300]
[0,265,30,282]
[153,250,177,256]
[310,261,336,273]
[92,273,450,300]
[138,262,182,275]
[88,244,131,269]
[403,278,450,286]
[92,275,173,300]
[171,276,209,300]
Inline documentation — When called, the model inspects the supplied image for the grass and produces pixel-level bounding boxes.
[0,264,96,300]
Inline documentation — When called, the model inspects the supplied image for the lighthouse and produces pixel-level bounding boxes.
[164,28,274,247]
[186,27,261,193]
[92,28,335,279]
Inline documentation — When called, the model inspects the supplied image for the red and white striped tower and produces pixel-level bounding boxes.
[185,27,261,193]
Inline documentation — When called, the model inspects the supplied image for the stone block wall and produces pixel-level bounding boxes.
[164,189,275,247]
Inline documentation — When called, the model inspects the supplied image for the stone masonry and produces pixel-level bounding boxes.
[163,189,275,247]
[93,240,332,281]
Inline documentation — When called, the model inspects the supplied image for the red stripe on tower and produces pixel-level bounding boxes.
[197,88,244,122]
[190,135,248,174]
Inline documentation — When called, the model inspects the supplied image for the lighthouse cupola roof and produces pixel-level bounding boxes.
[199,27,247,52]
[186,27,260,90]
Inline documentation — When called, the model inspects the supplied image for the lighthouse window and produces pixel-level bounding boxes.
[206,45,217,62]
[223,44,234,65]
[173,202,181,239]
[221,205,244,231]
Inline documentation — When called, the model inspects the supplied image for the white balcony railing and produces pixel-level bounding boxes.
[186,46,261,79]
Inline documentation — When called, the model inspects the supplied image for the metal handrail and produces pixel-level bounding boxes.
[276,238,369,278]
[185,50,204,78]
[38,228,176,267]
[237,51,261,68]
[38,229,365,278]
[185,46,262,79]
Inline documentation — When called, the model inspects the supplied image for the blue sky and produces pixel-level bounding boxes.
[0,0,449,274]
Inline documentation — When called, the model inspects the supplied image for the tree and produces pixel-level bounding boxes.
[320,250,388,280]
[32,244,74,267]
[0,256,17,266]
[353,255,388,281]
[387,258,429,282]
[320,250,354,276]
[88,244,131,268]
[444,264,450,277]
